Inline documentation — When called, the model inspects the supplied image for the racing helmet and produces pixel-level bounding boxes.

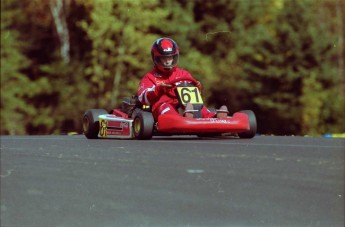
[151,38,179,73]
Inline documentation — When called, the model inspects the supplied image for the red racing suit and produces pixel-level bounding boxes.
[138,67,215,120]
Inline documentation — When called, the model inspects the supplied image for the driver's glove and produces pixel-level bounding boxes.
[154,83,172,96]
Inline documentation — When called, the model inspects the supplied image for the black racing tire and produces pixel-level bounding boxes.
[132,109,154,140]
[82,109,108,139]
[238,110,257,139]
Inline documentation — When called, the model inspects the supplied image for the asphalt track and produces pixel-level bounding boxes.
[1,135,344,227]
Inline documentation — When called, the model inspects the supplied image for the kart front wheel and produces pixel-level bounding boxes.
[238,110,257,139]
[133,110,154,140]
[82,109,107,139]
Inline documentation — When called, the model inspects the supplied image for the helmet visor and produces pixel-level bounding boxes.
[154,54,178,69]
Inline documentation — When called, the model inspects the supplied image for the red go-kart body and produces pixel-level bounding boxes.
[82,104,256,140]
[82,78,257,139]
[157,113,251,134]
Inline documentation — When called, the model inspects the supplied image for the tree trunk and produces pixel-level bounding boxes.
[50,0,70,63]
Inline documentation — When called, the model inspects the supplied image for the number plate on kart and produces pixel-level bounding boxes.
[98,115,133,139]
[176,87,203,105]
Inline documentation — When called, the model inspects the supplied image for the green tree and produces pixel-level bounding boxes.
[1,0,93,134]
[191,0,244,110]
[1,1,50,135]
[79,0,168,108]
[191,0,344,135]
[79,0,216,108]
[221,0,342,135]
[1,0,343,136]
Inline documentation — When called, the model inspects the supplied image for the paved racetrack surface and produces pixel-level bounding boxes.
[1,135,344,227]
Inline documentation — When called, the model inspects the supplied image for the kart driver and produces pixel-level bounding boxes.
[138,37,228,121]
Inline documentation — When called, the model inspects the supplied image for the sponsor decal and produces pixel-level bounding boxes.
[210,118,233,124]
[106,120,130,136]
[120,122,129,128]
[107,131,126,136]
[156,80,168,85]
[195,118,234,124]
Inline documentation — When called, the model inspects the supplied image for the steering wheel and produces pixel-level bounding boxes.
[167,76,199,86]
[162,76,200,100]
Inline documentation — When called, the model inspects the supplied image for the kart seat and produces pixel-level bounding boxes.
[121,95,150,117]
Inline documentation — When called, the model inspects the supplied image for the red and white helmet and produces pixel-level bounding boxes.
[151,38,179,73]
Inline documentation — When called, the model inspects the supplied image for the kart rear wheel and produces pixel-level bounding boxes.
[82,109,107,139]
[132,110,154,140]
[238,110,257,139]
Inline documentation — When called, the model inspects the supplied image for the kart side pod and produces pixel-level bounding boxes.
[83,109,134,139]
[82,109,155,139]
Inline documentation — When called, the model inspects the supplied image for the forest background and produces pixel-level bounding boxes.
[1,0,344,136]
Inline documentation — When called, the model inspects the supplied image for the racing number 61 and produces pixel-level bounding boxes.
[178,87,203,105]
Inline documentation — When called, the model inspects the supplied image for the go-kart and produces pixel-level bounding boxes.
[82,77,257,140]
